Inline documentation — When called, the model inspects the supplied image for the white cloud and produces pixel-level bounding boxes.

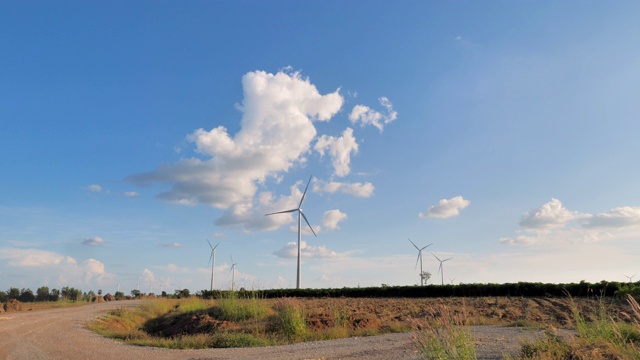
[314,128,359,177]
[123,191,140,198]
[501,200,640,246]
[0,248,77,267]
[313,180,375,197]
[348,97,397,132]
[273,240,343,259]
[142,268,155,284]
[322,209,348,230]
[498,236,538,246]
[161,242,183,248]
[127,69,346,231]
[82,258,110,284]
[82,236,106,246]
[583,206,640,228]
[86,184,102,192]
[419,196,470,219]
[216,180,314,232]
[0,248,113,287]
[519,198,583,230]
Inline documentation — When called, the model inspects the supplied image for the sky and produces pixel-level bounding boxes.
[1,1,640,294]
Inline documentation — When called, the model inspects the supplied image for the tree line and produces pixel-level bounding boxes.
[0,286,193,304]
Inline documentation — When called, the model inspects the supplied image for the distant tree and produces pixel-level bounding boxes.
[84,290,95,301]
[36,286,50,302]
[131,289,141,298]
[8,287,20,300]
[61,286,83,301]
[174,288,190,299]
[161,291,167,298]
[114,291,125,300]
[420,271,432,286]
[19,288,36,302]
[49,288,60,302]
[0,290,7,303]
[98,289,102,296]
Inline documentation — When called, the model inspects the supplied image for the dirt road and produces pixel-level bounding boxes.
[0,300,557,359]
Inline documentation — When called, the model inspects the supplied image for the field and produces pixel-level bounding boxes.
[86,294,640,358]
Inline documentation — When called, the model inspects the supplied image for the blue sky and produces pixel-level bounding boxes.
[2,1,640,294]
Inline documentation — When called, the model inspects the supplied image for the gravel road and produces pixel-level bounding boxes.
[0,300,570,359]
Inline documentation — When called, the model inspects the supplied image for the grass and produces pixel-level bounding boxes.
[507,295,640,359]
[88,295,403,349]
[412,303,478,360]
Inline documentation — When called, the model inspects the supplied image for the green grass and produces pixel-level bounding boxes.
[412,303,477,360]
[88,295,385,349]
[508,295,640,359]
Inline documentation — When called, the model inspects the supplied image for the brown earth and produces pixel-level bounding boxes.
[0,296,633,359]
[163,296,630,336]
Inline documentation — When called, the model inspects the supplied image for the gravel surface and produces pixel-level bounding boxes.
[0,300,574,359]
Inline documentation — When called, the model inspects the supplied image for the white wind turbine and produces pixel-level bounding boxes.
[207,240,220,291]
[229,255,238,291]
[432,253,452,286]
[266,176,317,289]
[408,239,432,286]
[624,274,637,283]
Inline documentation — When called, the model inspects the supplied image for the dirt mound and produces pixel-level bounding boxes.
[0,304,4,313]
[146,313,237,337]
[103,293,116,301]
[5,299,22,312]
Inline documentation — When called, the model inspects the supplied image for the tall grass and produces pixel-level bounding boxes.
[217,291,270,322]
[412,304,477,360]
[272,298,308,341]
[512,294,640,359]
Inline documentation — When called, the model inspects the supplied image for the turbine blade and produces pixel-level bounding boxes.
[207,239,213,249]
[420,243,433,251]
[298,175,313,208]
[213,242,220,250]
[265,208,297,216]
[208,251,213,266]
[415,253,420,270]
[300,210,317,237]
[443,258,453,262]
[408,239,420,250]
[432,253,441,262]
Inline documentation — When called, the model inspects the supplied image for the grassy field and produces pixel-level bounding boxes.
[86,294,640,359]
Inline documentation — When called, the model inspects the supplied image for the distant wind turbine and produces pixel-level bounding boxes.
[229,255,238,291]
[432,253,452,286]
[624,274,636,283]
[408,239,432,286]
[207,240,220,291]
[266,176,317,289]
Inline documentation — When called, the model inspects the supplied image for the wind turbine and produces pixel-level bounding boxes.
[408,239,432,286]
[624,274,637,283]
[432,253,452,286]
[266,176,317,289]
[207,240,220,291]
[229,255,238,291]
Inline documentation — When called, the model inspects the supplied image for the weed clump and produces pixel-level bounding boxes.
[412,303,477,360]
[272,298,308,341]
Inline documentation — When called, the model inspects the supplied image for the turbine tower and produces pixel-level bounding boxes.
[432,253,452,286]
[229,255,238,291]
[266,176,317,289]
[408,239,432,286]
[207,240,220,291]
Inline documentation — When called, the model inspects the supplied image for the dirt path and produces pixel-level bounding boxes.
[0,300,566,359]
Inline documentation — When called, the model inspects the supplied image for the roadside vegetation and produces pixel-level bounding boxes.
[88,293,410,349]
[412,294,640,360]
